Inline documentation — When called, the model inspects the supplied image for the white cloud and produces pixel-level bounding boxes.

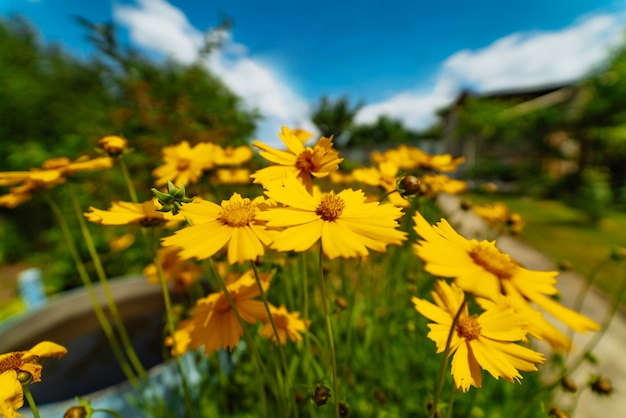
[113,0,311,145]
[114,0,203,63]
[357,13,626,130]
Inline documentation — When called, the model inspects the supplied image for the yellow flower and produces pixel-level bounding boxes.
[109,233,136,252]
[412,212,600,334]
[476,294,572,352]
[0,341,67,418]
[411,149,465,172]
[85,199,181,227]
[0,156,112,209]
[143,247,203,290]
[473,202,509,224]
[169,270,270,356]
[256,174,407,259]
[370,145,418,170]
[160,193,275,265]
[214,168,252,185]
[412,280,544,392]
[98,135,128,156]
[418,173,467,197]
[213,145,253,166]
[352,161,409,207]
[42,155,113,174]
[291,127,315,143]
[152,141,216,187]
[260,305,309,345]
[251,126,343,192]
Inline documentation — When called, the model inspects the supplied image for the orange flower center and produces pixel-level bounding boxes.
[296,150,315,173]
[177,158,191,171]
[316,194,345,221]
[456,315,481,341]
[0,352,23,373]
[468,242,516,279]
[220,200,256,227]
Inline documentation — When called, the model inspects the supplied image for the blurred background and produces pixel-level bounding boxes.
[2,0,626,308]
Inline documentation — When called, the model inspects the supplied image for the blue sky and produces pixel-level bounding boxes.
[2,0,626,143]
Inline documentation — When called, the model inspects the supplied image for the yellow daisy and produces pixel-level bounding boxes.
[160,193,275,265]
[418,173,467,197]
[213,145,253,166]
[84,199,181,227]
[256,174,407,259]
[214,168,252,185]
[473,202,510,224]
[476,294,572,352]
[169,270,270,356]
[0,341,67,418]
[412,212,600,334]
[260,304,309,345]
[152,140,217,187]
[251,126,343,192]
[412,280,544,392]
[143,247,203,291]
[352,160,410,207]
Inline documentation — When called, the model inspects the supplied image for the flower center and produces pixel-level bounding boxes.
[316,194,345,221]
[468,242,517,279]
[456,315,481,341]
[0,352,23,373]
[295,150,315,173]
[177,158,191,171]
[220,199,256,227]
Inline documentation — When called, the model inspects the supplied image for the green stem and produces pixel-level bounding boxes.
[251,262,293,415]
[118,156,139,203]
[67,183,148,380]
[205,259,270,418]
[318,245,340,418]
[23,385,40,418]
[46,195,139,387]
[429,294,466,418]
[152,231,195,418]
[570,258,612,327]
[298,251,316,393]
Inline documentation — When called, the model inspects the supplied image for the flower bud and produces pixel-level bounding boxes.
[460,199,473,211]
[313,384,331,406]
[339,402,350,417]
[64,406,87,418]
[335,297,348,310]
[98,135,127,156]
[399,175,423,196]
[560,376,577,393]
[549,408,571,418]
[590,376,613,395]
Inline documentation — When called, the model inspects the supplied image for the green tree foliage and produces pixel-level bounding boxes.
[347,115,422,147]
[0,16,258,284]
[311,95,363,146]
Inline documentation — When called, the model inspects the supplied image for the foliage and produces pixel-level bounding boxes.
[311,95,363,147]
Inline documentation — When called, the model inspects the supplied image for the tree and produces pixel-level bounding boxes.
[311,95,363,146]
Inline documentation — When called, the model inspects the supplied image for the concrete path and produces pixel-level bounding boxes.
[436,193,626,418]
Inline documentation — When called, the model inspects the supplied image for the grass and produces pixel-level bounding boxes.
[466,192,626,298]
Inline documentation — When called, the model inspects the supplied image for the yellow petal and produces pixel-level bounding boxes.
[0,370,23,418]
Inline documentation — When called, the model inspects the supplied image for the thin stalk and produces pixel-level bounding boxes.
[67,184,148,380]
[205,259,270,418]
[428,295,466,418]
[317,245,340,418]
[570,258,612,320]
[46,195,139,387]
[23,385,40,418]
[118,156,139,203]
[301,252,313,384]
[250,262,293,416]
[152,231,195,418]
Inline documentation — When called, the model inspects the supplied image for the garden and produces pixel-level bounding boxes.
[1,16,625,418]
